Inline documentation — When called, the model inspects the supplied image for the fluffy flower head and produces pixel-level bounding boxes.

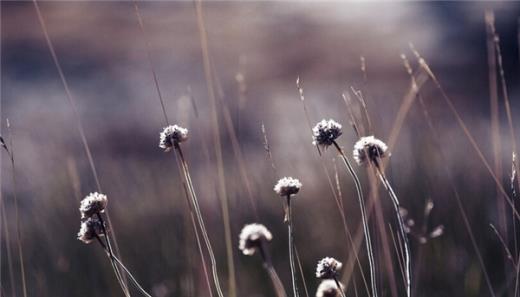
[316,280,344,297]
[159,125,189,151]
[274,177,302,197]
[353,136,389,166]
[316,257,343,279]
[238,223,273,255]
[79,192,108,219]
[312,119,342,147]
[77,217,104,244]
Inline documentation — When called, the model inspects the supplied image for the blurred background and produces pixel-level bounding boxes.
[1,1,520,296]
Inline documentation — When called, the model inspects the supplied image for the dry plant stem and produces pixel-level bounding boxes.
[294,247,310,297]
[374,167,411,297]
[417,96,496,297]
[194,2,236,295]
[180,182,214,297]
[93,231,152,297]
[323,161,370,296]
[1,200,16,297]
[5,133,27,297]
[174,144,225,297]
[409,47,520,221]
[96,214,131,297]
[332,140,377,297]
[32,0,127,289]
[286,195,299,297]
[333,276,347,297]
[259,241,288,297]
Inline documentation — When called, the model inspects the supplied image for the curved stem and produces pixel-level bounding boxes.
[333,140,377,297]
[286,195,299,297]
[96,214,131,297]
[259,241,288,297]
[175,144,225,297]
[376,168,411,297]
[333,276,347,297]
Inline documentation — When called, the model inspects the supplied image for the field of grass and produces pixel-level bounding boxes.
[1,1,520,297]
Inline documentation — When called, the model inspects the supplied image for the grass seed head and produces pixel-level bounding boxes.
[238,223,273,256]
[312,119,342,148]
[274,177,302,197]
[79,192,108,219]
[159,125,189,152]
[353,136,389,166]
[316,257,343,279]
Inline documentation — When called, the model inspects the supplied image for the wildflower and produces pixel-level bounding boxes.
[274,177,302,197]
[353,136,389,166]
[316,280,344,297]
[79,192,108,219]
[159,125,189,152]
[77,217,104,244]
[238,223,273,256]
[316,257,343,279]
[312,119,342,147]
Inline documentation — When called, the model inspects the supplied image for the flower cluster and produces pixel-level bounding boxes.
[77,192,108,244]
[274,177,302,197]
[77,217,104,244]
[79,192,108,219]
[316,280,344,297]
[312,119,342,148]
[238,223,273,256]
[159,125,189,152]
[353,136,389,166]
[316,257,343,279]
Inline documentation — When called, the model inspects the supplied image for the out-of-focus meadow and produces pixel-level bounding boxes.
[1,1,520,297]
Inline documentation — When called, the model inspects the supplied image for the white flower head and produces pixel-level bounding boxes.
[159,125,189,152]
[316,257,343,279]
[312,119,342,148]
[316,280,344,297]
[77,217,104,244]
[353,136,389,166]
[238,223,273,256]
[79,192,108,219]
[274,177,302,197]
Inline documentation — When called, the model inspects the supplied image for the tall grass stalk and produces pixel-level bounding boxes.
[174,143,225,297]
[414,82,497,297]
[294,247,310,297]
[285,195,299,297]
[373,165,411,297]
[332,140,377,297]
[1,190,16,297]
[409,44,520,222]
[258,240,288,297]
[2,122,28,297]
[194,2,237,295]
[93,214,151,297]
[31,0,128,291]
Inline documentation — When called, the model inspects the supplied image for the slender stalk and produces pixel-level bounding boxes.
[294,246,310,297]
[174,144,225,297]
[94,233,152,297]
[286,195,299,297]
[1,199,16,297]
[259,241,288,297]
[333,276,347,297]
[332,140,377,297]
[374,167,411,297]
[3,124,27,297]
[96,214,131,297]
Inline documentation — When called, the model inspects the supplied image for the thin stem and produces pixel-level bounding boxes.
[96,214,131,297]
[333,140,377,297]
[4,126,27,297]
[333,276,347,297]
[259,241,288,297]
[375,167,411,297]
[94,235,152,297]
[175,144,225,297]
[286,195,299,297]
